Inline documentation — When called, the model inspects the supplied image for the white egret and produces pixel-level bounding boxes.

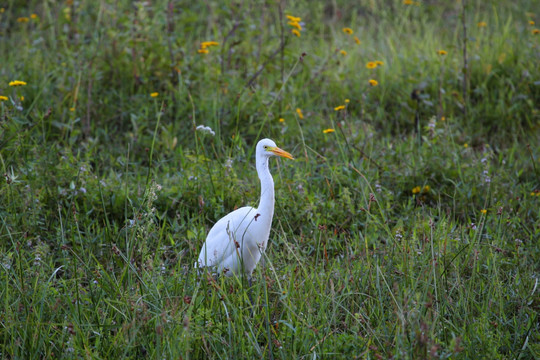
[195,138,293,279]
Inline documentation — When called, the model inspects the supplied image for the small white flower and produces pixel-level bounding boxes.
[196,125,215,136]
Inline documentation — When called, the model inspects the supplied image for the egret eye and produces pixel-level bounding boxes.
[264,145,268,150]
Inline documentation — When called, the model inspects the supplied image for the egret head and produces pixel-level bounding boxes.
[257,138,294,160]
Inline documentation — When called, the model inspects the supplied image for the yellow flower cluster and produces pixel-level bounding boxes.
[9,80,27,87]
[334,105,345,111]
[323,129,335,134]
[477,21,487,27]
[412,185,430,194]
[438,50,448,56]
[366,61,384,69]
[368,79,378,86]
[0,95,8,101]
[198,41,219,54]
[150,92,159,98]
[296,108,304,119]
[287,15,302,37]
[342,27,353,35]
[17,17,29,23]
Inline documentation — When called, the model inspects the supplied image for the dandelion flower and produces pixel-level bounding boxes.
[354,36,361,45]
[334,105,345,111]
[0,95,8,101]
[529,20,535,26]
[438,50,448,56]
[423,185,430,192]
[464,143,468,148]
[345,99,350,103]
[17,17,29,23]
[366,61,377,69]
[296,108,304,119]
[323,129,335,134]
[368,79,378,86]
[342,27,353,35]
[197,48,209,54]
[477,21,487,27]
[286,15,301,23]
[150,92,159,98]
[9,80,27,87]
[481,209,487,214]
[31,14,39,20]
[201,41,219,49]
[20,96,24,101]
[533,29,540,35]
[279,118,285,123]
[69,107,75,112]
[375,60,384,66]
[412,186,421,194]
[291,29,301,37]
[288,21,302,30]
[340,50,347,56]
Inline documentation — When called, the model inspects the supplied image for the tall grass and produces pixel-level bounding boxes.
[1,0,539,358]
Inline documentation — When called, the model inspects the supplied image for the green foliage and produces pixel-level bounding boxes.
[1,0,539,358]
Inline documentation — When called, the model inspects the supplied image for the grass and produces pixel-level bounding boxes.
[1,0,539,358]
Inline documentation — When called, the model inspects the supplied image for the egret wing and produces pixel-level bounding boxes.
[196,206,257,272]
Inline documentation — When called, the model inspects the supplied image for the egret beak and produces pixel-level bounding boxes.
[269,146,294,160]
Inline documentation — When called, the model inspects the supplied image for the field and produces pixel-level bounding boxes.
[1,0,539,358]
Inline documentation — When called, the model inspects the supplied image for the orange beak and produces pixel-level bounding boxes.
[269,146,294,160]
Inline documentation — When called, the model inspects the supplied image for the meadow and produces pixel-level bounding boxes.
[1,0,539,358]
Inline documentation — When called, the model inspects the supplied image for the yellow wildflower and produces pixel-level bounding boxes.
[354,36,361,45]
[438,50,448,56]
[533,29,540,35]
[340,50,347,56]
[334,105,346,111]
[423,185,430,192]
[150,92,159,98]
[201,41,219,49]
[342,27,353,35]
[441,116,446,121]
[288,21,302,30]
[368,79,378,86]
[366,61,377,69]
[477,21,487,27]
[296,108,304,119]
[69,107,75,112]
[291,29,301,37]
[9,80,27,87]
[323,129,335,134]
[197,48,209,54]
[0,95,8,101]
[480,209,487,214]
[464,143,468,148]
[20,96,24,101]
[412,186,421,194]
[279,118,285,123]
[529,21,535,26]
[403,0,414,4]
[286,15,301,23]
[17,17,29,23]
[31,14,39,20]
[375,60,384,66]
[0,8,4,13]
[345,99,350,103]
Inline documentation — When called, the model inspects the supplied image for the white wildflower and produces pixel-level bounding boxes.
[196,125,215,136]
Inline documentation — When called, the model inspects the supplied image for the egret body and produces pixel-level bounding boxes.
[195,139,293,277]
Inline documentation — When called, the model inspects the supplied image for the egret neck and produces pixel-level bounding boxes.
[255,151,275,231]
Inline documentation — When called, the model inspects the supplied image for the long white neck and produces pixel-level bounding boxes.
[256,155,275,221]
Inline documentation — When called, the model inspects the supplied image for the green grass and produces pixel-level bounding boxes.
[1,0,539,358]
